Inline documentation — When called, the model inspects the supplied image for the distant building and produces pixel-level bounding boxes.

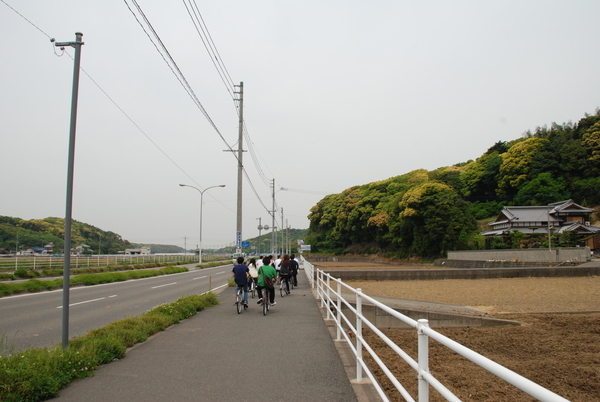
[482,199,600,249]
[124,247,151,255]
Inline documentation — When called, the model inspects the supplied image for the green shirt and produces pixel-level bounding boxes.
[257,265,277,286]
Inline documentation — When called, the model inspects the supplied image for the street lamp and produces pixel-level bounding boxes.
[179,184,226,264]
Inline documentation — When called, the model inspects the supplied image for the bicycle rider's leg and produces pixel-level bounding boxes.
[256,285,264,303]
[243,283,249,304]
[269,286,275,304]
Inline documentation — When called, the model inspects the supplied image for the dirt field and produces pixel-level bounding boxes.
[316,262,600,401]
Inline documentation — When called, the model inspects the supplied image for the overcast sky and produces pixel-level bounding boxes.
[2,1,599,250]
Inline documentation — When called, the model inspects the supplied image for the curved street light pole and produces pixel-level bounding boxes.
[179,184,226,264]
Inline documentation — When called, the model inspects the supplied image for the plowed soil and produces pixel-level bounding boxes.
[317,261,600,401]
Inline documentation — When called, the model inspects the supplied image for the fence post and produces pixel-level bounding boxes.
[326,275,332,319]
[417,318,430,402]
[356,288,363,382]
[319,271,325,308]
[336,280,342,341]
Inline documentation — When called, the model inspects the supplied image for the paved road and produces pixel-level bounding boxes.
[52,281,362,402]
[0,264,230,352]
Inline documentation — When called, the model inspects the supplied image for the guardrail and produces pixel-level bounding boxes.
[315,269,569,402]
[0,254,204,272]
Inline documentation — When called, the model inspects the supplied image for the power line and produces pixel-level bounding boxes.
[2,0,207,191]
[124,0,232,150]
[182,0,236,95]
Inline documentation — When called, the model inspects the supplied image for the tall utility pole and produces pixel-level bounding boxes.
[271,179,276,255]
[56,32,84,350]
[234,82,244,254]
[281,207,284,255]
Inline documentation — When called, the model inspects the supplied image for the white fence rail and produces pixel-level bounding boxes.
[309,264,569,402]
[0,254,207,272]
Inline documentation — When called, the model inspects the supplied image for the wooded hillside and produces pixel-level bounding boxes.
[0,216,132,254]
[307,110,600,258]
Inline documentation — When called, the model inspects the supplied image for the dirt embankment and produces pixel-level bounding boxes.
[316,261,600,402]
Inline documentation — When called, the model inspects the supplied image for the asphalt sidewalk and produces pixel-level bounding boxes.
[52,278,374,402]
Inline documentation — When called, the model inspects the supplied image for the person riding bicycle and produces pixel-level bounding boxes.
[289,254,299,287]
[247,258,259,291]
[257,256,277,306]
[278,254,291,294]
[232,256,250,307]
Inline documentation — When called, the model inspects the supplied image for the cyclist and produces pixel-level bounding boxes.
[290,253,299,287]
[231,256,250,308]
[247,258,259,292]
[257,256,277,306]
[278,254,291,294]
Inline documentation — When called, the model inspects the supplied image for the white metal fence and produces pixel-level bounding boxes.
[303,259,569,402]
[0,254,201,272]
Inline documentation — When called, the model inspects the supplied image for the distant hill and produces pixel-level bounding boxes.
[131,243,186,254]
[0,216,133,254]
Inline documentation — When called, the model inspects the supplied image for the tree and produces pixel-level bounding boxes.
[397,182,476,258]
[514,173,567,206]
[497,137,550,196]
[461,153,503,198]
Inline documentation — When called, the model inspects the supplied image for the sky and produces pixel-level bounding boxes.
[1,1,599,250]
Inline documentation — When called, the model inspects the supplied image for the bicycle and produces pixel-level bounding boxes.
[235,286,248,314]
[249,278,256,299]
[279,275,290,297]
[260,287,270,316]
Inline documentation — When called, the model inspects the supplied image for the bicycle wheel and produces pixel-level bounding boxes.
[262,293,267,316]
[280,281,286,297]
[251,283,256,299]
[236,292,242,314]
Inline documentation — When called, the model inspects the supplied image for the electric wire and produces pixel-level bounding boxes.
[129,0,275,222]
[182,0,236,96]
[125,0,233,153]
[2,0,206,191]
[5,0,293,245]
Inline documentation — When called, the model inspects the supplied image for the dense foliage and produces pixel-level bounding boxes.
[0,216,132,254]
[307,110,600,258]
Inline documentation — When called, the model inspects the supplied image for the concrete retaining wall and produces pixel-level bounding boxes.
[447,247,591,262]
[318,266,600,281]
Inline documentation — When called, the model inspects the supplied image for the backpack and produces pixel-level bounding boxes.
[279,262,290,275]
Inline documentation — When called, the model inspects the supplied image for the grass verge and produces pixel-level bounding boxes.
[0,292,219,402]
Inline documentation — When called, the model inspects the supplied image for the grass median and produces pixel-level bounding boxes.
[0,292,219,402]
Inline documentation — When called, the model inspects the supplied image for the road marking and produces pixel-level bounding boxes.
[216,271,226,275]
[193,276,207,280]
[57,297,107,308]
[151,282,177,289]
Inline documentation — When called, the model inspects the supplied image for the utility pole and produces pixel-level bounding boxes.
[281,207,284,255]
[234,82,244,254]
[56,32,84,350]
[271,179,276,255]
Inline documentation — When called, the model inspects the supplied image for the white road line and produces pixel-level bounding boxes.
[216,271,226,275]
[57,297,106,308]
[151,282,177,289]
[193,276,208,280]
